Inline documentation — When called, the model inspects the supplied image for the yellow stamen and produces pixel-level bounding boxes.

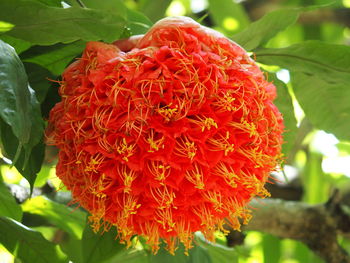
[174,136,197,160]
[146,129,165,152]
[188,115,218,132]
[185,163,205,189]
[116,137,136,162]
[207,131,234,156]
[117,165,137,193]
[150,186,176,209]
[213,162,238,188]
[148,161,171,182]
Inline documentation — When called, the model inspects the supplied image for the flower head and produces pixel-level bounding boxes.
[46,16,284,254]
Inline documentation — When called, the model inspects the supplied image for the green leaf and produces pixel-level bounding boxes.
[22,196,86,239]
[34,0,62,6]
[0,216,67,263]
[0,40,34,147]
[0,40,44,174]
[0,35,32,54]
[149,238,212,263]
[82,223,125,263]
[208,0,250,35]
[0,21,14,33]
[126,8,153,35]
[24,63,55,103]
[82,0,152,36]
[0,119,45,189]
[194,234,238,263]
[21,41,85,75]
[262,234,281,263]
[0,180,23,221]
[1,0,127,45]
[291,72,350,141]
[256,41,350,140]
[269,74,297,156]
[302,151,329,204]
[255,41,350,83]
[232,8,300,50]
[138,0,172,22]
[59,234,83,263]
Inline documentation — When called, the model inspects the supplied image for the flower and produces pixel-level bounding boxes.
[46,16,284,254]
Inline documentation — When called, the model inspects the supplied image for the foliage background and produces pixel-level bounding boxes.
[1,0,350,262]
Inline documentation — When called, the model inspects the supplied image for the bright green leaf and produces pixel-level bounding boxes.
[292,72,350,141]
[208,0,250,35]
[138,0,172,22]
[256,41,350,140]
[255,41,350,83]
[0,21,14,33]
[1,0,127,45]
[22,196,86,239]
[262,234,281,263]
[232,8,300,50]
[0,216,67,263]
[0,179,22,221]
[270,74,297,156]
[82,223,125,263]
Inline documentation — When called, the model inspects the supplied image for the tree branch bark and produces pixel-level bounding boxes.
[243,193,350,263]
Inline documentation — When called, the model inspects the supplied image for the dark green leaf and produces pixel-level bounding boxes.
[255,41,350,83]
[292,72,350,141]
[0,40,44,173]
[82,223,125,263]
[208,0,250,35]
[149,238,212,263]
[1,0,127,45]
[21,41,85,75]
[0,216,67,263]
[0,40,33,146]
[24,63,55,103]
[22,196,86,239]
[270,74,297,156]
[232,8,300,50]
[0,180,23,221]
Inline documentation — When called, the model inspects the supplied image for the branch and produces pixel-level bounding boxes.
[244,193,350,263]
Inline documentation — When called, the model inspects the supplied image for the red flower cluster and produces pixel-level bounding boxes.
[46,17,284,254]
